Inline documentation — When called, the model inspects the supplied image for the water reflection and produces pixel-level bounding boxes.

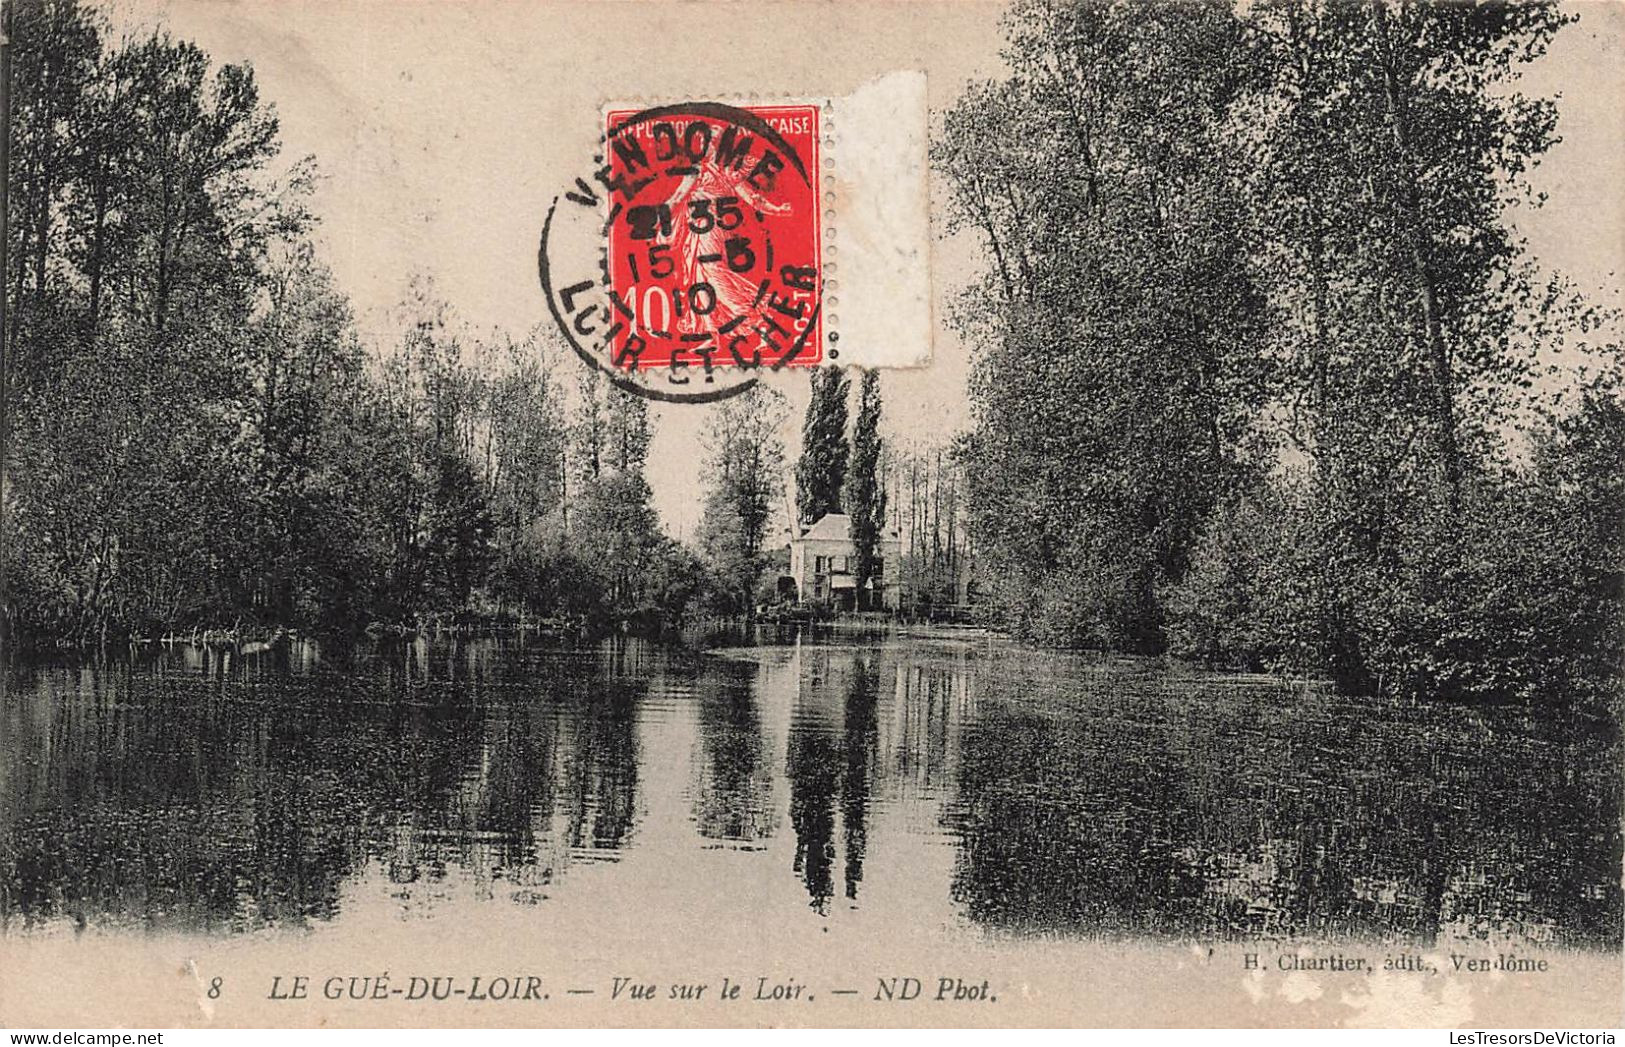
[692,659,776,846]
[947,660,1623,947]
[1,633,1618,951]
[786,648,841,912]
[841,655,879,902]
[0,638,645,933]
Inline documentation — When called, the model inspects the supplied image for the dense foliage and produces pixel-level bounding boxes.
[0,0,703,642]
[939,0,1623,703]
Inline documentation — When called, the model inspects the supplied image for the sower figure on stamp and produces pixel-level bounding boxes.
[658,147,792,340]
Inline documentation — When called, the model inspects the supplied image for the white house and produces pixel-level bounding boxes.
[788,513,903,611]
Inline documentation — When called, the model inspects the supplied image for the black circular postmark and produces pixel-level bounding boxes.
[538,101,826,403]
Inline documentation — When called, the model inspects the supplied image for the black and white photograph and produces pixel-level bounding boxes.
[0,0,1620,1031]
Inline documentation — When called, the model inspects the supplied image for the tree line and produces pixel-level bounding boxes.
[8,0,1618,709]
[0,0,869,644]
[890,441,973,616]
[938,0,1623,704]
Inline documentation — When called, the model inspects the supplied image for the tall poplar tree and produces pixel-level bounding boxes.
[845,370,887,609]
[795,366,850,528]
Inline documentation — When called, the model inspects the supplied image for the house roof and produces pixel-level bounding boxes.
[795,512,901,543]
[798,512,852,542]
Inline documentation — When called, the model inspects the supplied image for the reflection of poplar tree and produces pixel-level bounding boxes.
[786,724,839,914]
[840,654,879,900]
[562,677,642,851]
[785,651,840,913]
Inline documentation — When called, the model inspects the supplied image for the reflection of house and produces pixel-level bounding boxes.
[789,513,902,610]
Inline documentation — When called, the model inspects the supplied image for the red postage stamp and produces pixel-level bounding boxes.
[542,79,926,402]
[602,103,824,374]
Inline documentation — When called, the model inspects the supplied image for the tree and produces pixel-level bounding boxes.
[938,0,1268,649]
[242,243,374,626]
[795,365,849,527]
[482,331,570,617]
[1240,0,1568,490]
[891,441,971,616]
[1199,0,1581,692]
[424,450,495,607]
[700,385,789,613]
[4,3,305,640]
[602,388,659,604]
[933,0,1610,702]
[562,375,660,615]
[844,370,886,609]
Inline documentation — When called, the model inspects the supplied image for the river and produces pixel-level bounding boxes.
[1,628,1618,1026]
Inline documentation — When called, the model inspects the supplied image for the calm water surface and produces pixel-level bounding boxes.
[2,629,1619,950]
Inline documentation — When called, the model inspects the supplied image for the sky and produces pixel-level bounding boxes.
[110,0,1625,535]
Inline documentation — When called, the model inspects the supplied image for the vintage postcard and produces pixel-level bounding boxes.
[1,0,1622,1032]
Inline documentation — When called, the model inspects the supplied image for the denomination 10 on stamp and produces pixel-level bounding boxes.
[605,103,824,373]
